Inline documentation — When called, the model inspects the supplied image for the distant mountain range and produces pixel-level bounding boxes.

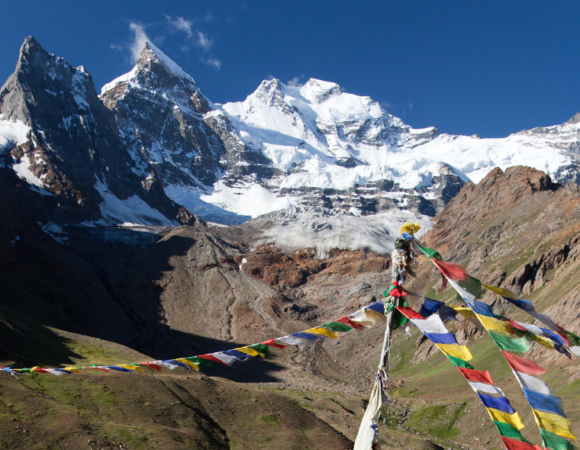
[1,36,579,232]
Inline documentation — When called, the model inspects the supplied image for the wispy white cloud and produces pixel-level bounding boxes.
[205,57,221,70]
[287,76,304,87]
[165,16,193,38]
[196,31,213,51]
[128,22,150,62]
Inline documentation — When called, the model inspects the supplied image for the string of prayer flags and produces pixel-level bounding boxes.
[439,268,577,446]
[395,305,530,446]
[261,338,288,349]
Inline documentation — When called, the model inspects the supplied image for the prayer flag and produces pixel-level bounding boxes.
[533,410,576,440]
[515,372,552,395]
[540,428,576,450]
[396,306,425,320]
[503,297,536,312]
[63,367,81,373]
[465,299,494,318]
[450,305,475,319]
[262,338,288,349]
[477,315,514,336]
[439,305,459,321]
[482,284,517,300]
[235,347,263,357]
[486,409,525,430]
[478,394,516,414]
[524,389,566,417]
[335,316,366,330]
[139,362,162,372]
[468,381,505,396]
[199,354,228,365]
[248,344,270,355]
[490,332,531,353]
[435,344,473,361]
[174,358,199,371]
[424,333,458,345]
[107,365,132,372]
[494,420,525,441]
[275,335,308,346]
[502,352,547,376]
[223,349,250,359]
[411,314,449,334]
[459,367,494,385]
[291,332,324,341]
[320,321,352,332]
[419,297,443,318]
[500,436,543,450]
[446,355,474,369]
[365,301,386,315]
[185,356,212,367]
[304,327,339,339]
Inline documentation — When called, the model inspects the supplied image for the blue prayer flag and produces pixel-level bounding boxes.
[503,297,536,312]
[223,349,250,359]
[523,389,566,417]
[465,298,495,318]
[424,332,458,345]
[477,394,516,414]
[419,298,443,318]
[439,305,458,321]
[107,365,131,373]
[366,301,385,315]
[292,332,324,341]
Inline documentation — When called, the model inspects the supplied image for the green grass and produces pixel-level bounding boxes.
[407,402,466,439]
[258,414,279,425]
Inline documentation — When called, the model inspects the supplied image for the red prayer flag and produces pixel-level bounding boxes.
[458,367,495,385]
[262,339,287,349]
[138,362,162,372]
[388,281,407,297]
[502,351,547,376]
[199,354,227,365]
[32,368,49,373]
[432,259,469,282]
[508,320,528,332]
[395,306,424,320]
[87,366,110,372]
[501,436,542,450]
[335,316,366,330]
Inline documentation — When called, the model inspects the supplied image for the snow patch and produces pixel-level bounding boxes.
[39,222,68,243]
[94,177,178,226]
[0,119,31,153]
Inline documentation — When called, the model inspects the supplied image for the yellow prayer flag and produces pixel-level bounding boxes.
[236,347,262,357]
[399,221,421,236]
[533,410,576,440]
[486,408,525,430]
[533,335,555,349]
[304,327,339,339]
[435,344,473,361]
[450,306,475,319]
[63,367,81,373]
[175,358,199,371]
[476,314,514,336]
[483,284,517,300]
[117,364,144,372]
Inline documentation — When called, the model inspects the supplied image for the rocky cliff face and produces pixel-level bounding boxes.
[0,37,194,226]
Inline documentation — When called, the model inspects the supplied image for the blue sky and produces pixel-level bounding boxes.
[1,0,579,138]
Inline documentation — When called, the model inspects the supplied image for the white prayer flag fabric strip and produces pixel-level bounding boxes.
[410,314,449,335]
[514,371,553,396]
[468,381,505,396]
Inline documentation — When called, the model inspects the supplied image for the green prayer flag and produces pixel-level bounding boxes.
[446,355,474,369]
[494,420,525,441]
[388,300,409,330]
[541,428,575,450]
[321,321,352,332]
[185,356,212,367]
[415,243,443,261]
[489,331,531,352]
[566,330,580,347]
[456,276,482,302]
[249,343,269,355]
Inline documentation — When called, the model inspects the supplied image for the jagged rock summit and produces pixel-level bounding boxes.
[0,36,195,226]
